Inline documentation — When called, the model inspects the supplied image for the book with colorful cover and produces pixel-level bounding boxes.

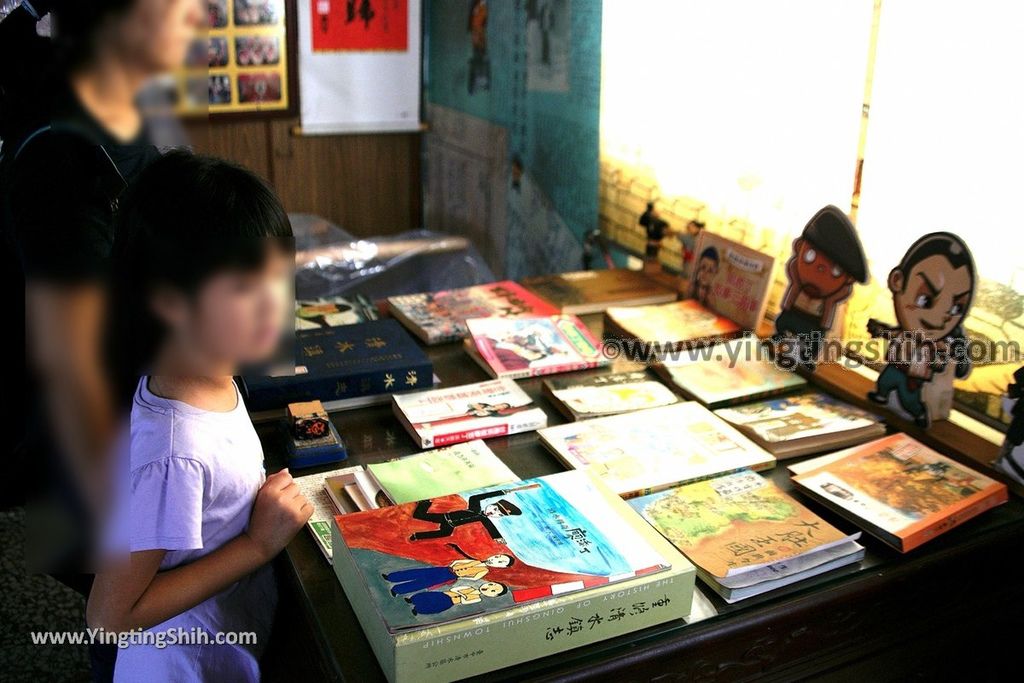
[603,299,742,354]
[629,470,864,602]
[542,370,680,421]
[387,281,559,345]
[463,314,608,380]
[654,337,807,408]
[296,464,365,562]
[366,440,518,505]
[330,470,696,682]
[714,391,886,459]
[791,433,1009,552]
[687,231,775,331]
[392,378,548,449]
[537,403,776,498]
[295,294,379,330]
[520,268,678,315]
[240,320,434,412]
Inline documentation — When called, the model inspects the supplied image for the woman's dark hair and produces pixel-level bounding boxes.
[51,0,137,68]
[110,151,293,396]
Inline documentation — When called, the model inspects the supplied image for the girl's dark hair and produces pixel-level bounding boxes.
[51,0,137,69]
[110,151,293,397]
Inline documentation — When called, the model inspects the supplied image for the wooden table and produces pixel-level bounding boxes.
[258,315,1024,682]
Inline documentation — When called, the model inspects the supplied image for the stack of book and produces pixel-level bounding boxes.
[715,391,886,459]
[603,299,742,353]
[630,470,864,603]
[393,378,548,448]
[520,268,678,314]
[242,319,434,416]
[537,402,776,498]
[387,281,559,344]
[653,337,807,408]
[543,370,680,421]
[330,470,696,682]
[463,314,608,379]
[789,433,1009,552]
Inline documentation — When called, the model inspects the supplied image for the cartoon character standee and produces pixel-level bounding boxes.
[867,232,975,428]
[774,205,868,369]
[994,366,1024,485]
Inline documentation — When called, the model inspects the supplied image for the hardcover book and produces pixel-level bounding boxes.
[791,433,1009,552]
[537,403,776,498]
[464,314,608,380]
[520,268,678,315]
[366,440,519,505]
[330,470,696,682]
[295,464,365,562]
[687,230,775,330]
[603,299,742,355]
[654,337,807,408]
[714,391,886,459]
[392,378,548,449]
[241,319,433,412]
[542,370,680,421]
[629,470,864,603]
[387,281,559,345]
[295,294,379,330]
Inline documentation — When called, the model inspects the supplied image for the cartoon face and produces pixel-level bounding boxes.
[888,254,972,342]
[792,238,851,298]
[484,553,513,568]
[482,504,503,518]
[479,581,506,598]
[697,255,718,288]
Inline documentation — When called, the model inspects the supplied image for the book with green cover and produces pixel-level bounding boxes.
[331,470,696,682]
[366,440,519,505]
[537,403,776,498]
[629,470,863,602]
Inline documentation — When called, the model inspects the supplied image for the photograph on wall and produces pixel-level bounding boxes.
[179,0,291,115]
[310,0,409,52]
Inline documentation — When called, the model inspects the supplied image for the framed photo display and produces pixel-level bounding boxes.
[181,1,295,116]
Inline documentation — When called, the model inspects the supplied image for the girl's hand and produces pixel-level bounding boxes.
[246,469,313,562]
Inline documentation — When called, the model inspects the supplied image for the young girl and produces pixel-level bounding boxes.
[87,152,311,681]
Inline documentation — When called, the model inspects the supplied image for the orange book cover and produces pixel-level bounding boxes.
[792,433,1008,552]
[604,299,741,348]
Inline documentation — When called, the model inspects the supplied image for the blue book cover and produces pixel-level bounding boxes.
[242,319,433,411]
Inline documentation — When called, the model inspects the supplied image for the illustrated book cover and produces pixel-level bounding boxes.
[542,370,680,421]
[714,391,886,458]
[392,378,548,449]
[330,470,696,682]
[463,314,608,380]
[520,268,677,315]
[687,230,775,331]
[387,281,559,345]
[366,440,519,505]
[537,403,776,498]
[629,470,863,602]
[654,337,807,408]
[791,433,1009,552]
[240,319,433,412]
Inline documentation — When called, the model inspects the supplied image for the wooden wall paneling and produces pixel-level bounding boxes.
[184,118,273,182]
[269,121,421,236]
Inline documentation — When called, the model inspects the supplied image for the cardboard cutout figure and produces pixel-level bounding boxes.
[994,366,1024,485]
[774,205,868,369]
[866,232,975,428]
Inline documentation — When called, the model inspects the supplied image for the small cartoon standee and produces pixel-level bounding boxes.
[774,205,868,368]
[866,232,975,428]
